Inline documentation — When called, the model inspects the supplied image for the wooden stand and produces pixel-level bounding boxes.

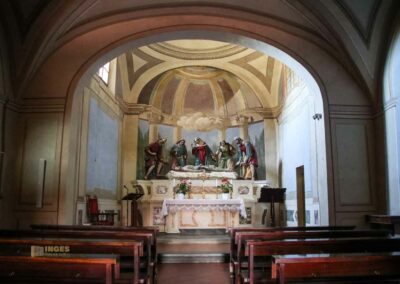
[121,193,144,227]
[258,187,286,227]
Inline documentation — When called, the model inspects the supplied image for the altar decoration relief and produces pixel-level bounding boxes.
[156,185,168,195]
[152,207,165,225]
[238,186,250,195]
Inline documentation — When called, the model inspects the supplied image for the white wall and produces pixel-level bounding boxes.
[279,80,328,226]
[384,19,400,214]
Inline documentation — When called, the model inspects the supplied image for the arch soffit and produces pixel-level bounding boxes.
[24,11,370,112]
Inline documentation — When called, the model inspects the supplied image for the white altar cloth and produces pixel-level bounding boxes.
[161,198,247,218]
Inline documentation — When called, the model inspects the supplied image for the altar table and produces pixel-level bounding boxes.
[161,198,247,233]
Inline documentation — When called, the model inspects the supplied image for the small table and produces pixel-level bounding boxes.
[161,198,247,233]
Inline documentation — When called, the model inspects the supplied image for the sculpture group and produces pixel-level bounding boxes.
[144,136,258,180]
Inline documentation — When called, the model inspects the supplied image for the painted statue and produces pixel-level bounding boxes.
[215,140,236,171]
[144,138,167,179]
[170,139,187,170]
[191,137,215,166]
[234,136,258,180]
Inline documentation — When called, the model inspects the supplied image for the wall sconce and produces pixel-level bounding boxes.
[312,113,322,120]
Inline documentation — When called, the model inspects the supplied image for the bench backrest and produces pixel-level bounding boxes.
[246,237,400,284]
[0,238,143,284]
[232,229,389,270]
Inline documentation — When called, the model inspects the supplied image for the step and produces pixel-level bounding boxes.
[158,252,229,263]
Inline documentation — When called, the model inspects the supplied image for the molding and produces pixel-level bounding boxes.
[5,100,65,113]
[328,104,374,119]
[148,42,247,60]
[118,100,151,115]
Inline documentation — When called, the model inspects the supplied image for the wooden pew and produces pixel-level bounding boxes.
[0,238,143,283]
[31,224,159,283]
[0,231,150,284]
[233,229,390,283]
[31,224,158,235]
[0,254,118,284]
[271,252,400,284]
[228,225,355,276]
[244,237,400,284]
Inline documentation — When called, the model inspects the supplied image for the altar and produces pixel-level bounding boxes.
[134,171,272,233]
[161,198,247,233]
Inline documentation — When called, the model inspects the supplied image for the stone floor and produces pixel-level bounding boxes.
[157,232,231,283]
[158,263,231,284]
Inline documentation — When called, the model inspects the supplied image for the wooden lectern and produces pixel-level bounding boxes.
[258,187,286,227]
[122,184,144,226]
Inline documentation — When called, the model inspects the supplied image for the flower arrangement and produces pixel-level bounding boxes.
[175,179,191,195]
[218,178,233,193]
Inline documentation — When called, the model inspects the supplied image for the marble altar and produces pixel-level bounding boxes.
[132,171,273,232]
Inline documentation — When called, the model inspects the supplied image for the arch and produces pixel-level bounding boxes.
[28,11,370,224]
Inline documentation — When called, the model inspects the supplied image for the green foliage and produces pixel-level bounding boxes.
[175,180,191,194]
[218,178,233,193]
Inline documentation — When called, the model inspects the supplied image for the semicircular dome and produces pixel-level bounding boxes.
[138,66,262,118]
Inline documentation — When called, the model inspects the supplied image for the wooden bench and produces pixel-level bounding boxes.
[272,252,400,284]
[0,238,143,283]
[31,224,159,283]
[31,224,158,232]
[228,225,355,275]
[244,237,400,284]
[233,229,390,283]
[0,232,149,284]
[0,254,118,284]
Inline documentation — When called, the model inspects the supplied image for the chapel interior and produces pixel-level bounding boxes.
[0,1,400,283]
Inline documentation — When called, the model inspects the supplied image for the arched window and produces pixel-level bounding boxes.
[97,62,110,84]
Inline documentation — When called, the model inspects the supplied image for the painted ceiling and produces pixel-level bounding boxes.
[116,39,286,121]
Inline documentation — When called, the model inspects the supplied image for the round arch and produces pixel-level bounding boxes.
[27,10,369,225]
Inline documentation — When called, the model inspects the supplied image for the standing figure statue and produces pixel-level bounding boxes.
[144,138,167,179]
[215,140,236,171]
[234,137,258,180]
[170,139,187,170]
[191,137,214,166]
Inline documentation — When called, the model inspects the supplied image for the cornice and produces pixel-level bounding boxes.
[328,104,374,119]
[148,42,247,60]
[117,99,151,115]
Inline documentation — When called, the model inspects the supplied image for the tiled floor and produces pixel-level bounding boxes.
[158,263,231,284]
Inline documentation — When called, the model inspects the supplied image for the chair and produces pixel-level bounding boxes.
[86,195,117,225]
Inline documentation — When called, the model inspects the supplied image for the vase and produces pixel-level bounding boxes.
[176,193,185,200]
[221,193,230,200]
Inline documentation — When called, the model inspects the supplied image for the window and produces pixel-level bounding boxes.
[97,62,110,84]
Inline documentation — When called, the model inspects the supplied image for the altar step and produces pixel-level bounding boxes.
[158,252,229,263]
[157,240,230,263]
[157,233,229,244]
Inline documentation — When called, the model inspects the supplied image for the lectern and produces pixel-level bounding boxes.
[258,187,286,227]
[122,183,144,227]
